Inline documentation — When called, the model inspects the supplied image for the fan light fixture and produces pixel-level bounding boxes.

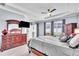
[47,13,52,16]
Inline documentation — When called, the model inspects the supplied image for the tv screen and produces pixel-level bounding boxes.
[19,21,30,28]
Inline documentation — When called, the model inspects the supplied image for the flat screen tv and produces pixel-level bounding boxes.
[19,21,30,28]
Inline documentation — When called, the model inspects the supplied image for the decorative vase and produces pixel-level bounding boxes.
[2,29,8,35]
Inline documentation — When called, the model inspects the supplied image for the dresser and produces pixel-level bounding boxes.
[64,23,77,35]
[1,34,27,51]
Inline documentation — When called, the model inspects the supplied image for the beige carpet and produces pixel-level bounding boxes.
[0,44,36,56]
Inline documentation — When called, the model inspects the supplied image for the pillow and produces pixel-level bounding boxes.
[69,34,79,48]
[69,33,76,38]
[67,33,76,44]
[59,35,70,42]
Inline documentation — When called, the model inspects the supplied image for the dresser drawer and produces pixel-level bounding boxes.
[1,34,27,51]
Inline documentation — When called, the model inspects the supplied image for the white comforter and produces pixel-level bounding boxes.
[29,36,79,56]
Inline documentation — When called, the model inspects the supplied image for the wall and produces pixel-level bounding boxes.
[65,14,79,28]
[65,15,78,24]
[0,20,7,48]
[0,9,27,33]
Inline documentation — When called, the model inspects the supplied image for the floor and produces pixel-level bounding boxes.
[0,44,36,56]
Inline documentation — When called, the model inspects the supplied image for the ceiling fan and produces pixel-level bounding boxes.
[41,8,56,16]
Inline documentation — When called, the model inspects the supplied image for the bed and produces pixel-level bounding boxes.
[29,36,79,56]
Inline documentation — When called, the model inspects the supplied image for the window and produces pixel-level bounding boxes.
[54,21,63,36]
[46,22,51,34]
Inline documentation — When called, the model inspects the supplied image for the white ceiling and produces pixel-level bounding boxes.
[2,3,79,21]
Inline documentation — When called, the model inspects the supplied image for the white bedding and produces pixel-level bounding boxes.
[36,36,69,48]
[30,36,79,56]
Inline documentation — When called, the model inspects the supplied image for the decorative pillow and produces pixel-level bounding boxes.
[69,34,79,48]
[59,35,70,42]
[69,33,76,38]
[67,33,76,44]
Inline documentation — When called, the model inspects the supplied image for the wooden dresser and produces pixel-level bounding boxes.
[64,23,77,35]
[1,34,27,51]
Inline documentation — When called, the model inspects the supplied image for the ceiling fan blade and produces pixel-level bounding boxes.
[50,9,56,12]
[0,3,5,6]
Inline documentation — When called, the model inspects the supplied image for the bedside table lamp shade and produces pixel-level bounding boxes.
[74,28,79,34]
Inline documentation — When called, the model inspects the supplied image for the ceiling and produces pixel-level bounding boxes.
[1,3,79,21]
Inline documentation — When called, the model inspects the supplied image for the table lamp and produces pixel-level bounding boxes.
[74,28,79,34]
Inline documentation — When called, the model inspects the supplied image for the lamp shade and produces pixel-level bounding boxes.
[74,28,79,34]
